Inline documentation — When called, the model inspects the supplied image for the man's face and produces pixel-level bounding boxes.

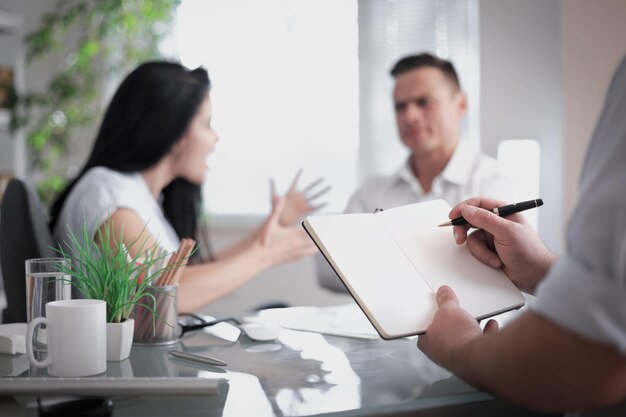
[393,67,466,156]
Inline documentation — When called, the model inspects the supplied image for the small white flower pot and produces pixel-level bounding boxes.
[107,318,134,361]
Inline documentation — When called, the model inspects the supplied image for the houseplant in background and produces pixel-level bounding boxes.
[11,0,180,206]
[55,219,173,361]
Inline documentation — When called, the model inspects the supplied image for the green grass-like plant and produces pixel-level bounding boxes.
[54,218,173,323]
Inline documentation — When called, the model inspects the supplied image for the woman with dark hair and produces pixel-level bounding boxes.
[50,61,322,312]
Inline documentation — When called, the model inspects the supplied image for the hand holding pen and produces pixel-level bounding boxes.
[446,197,554,293]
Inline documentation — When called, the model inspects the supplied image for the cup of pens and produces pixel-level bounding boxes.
[132,284,179,345]
[132,238,195,345]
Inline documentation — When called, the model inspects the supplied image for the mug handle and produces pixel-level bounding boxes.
[26,317,52,368]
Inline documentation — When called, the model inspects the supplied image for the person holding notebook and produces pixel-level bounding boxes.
[50,61,326,313]
[418,56,626,415]
[318,53,512,292]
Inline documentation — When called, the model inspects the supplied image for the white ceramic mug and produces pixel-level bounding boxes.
[26,299,107,377]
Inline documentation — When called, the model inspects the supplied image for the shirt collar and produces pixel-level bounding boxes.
[440,141,478,187]
[395,141,477,188]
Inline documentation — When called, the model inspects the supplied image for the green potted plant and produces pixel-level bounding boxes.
[55,219,173,361]
[12,0,180,206]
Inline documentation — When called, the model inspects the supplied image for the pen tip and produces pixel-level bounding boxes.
[438,221,452,227]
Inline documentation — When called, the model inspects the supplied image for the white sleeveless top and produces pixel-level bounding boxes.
[53,166,180,252]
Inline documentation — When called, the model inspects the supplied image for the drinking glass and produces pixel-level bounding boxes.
[25,258,72,349]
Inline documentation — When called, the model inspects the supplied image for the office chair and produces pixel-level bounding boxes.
[0,178,55,323]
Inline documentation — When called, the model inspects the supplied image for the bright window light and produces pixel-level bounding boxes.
[174,0,359,217]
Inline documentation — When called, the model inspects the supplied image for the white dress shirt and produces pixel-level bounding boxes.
[344,141,509,214]
[531,56,626,417]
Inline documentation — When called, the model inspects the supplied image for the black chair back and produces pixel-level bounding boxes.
[0,178,54,323]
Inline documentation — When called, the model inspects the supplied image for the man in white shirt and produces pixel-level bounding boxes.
[317,53,508,292]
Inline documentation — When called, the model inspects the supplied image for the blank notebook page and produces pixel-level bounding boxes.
[379,200,525,320]
[307,213,436,338]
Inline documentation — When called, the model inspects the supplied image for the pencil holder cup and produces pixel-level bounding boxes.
[132,285,179,345]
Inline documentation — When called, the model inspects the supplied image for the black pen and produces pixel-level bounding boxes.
[438,199,543,227]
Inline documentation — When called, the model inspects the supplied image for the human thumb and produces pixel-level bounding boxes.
[436,285,459,309]
[268,196,285,224]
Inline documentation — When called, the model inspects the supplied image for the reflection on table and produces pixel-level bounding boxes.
[131,321,476,417]
[1,312,491,417]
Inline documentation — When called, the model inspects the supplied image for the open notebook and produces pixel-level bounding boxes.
[303,199,525,339]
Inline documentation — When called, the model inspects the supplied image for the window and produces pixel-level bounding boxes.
[173,0,478,217]
[174,0,359,216]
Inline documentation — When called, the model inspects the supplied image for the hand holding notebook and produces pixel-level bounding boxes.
[303,200,525,339]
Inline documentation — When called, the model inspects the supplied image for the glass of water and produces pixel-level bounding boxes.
[25,258,72,349]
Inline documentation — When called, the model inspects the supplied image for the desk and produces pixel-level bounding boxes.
[0,324,554,416]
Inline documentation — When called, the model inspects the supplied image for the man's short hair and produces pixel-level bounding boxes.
[390,53,461,91]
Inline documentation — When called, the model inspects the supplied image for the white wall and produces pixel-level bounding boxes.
[479,0,626,253]
[479,0,563,253]
[562,0,626,223]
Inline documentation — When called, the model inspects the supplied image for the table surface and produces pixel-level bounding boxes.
[0,316,547,417]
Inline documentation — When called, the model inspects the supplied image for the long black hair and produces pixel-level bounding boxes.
[50,61,211,241]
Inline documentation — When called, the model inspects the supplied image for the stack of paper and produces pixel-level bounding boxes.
[0,323,27,355]
[248,304,379,339]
